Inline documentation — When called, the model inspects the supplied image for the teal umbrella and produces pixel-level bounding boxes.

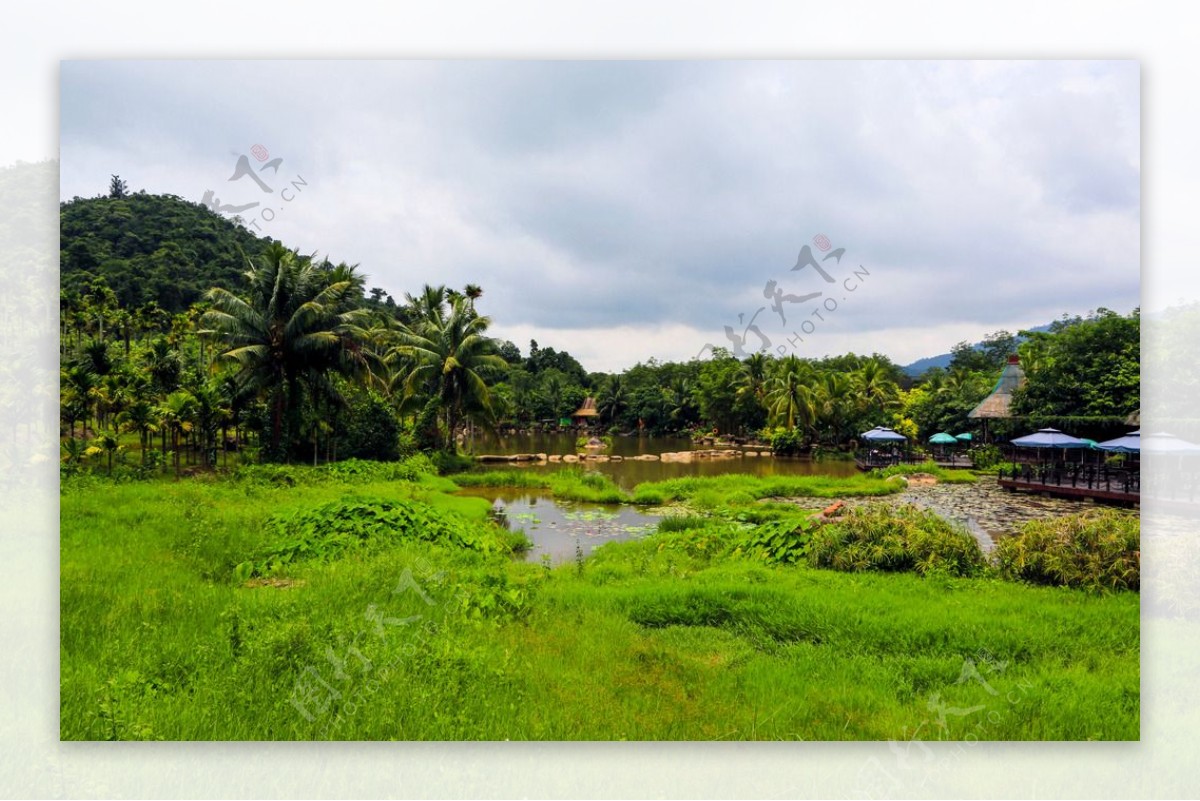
[1078,438,1098,449]
[928,432,958,445]
[955,433,973,441]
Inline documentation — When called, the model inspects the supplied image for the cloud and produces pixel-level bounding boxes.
[59,60,1139,371]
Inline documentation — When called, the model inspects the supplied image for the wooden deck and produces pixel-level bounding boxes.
[997,465,1140,506]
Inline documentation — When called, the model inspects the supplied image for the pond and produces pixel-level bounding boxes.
[458,487,661,565]
[468,432,858,490]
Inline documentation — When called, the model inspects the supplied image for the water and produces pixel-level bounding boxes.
[459,487,661,564]
[469,432,858,490]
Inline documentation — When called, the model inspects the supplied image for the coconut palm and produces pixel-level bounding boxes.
[389,295,506,451]
[201,243,369,459]
[767,356,816,432]
[852,358,900,418]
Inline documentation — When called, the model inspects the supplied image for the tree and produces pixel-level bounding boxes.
[108,175,128,199]
[767,356,816,433]
[390,295,506,452]
[201,243,369,460]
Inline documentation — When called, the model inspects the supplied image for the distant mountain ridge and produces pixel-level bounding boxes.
[899,323,1055,377]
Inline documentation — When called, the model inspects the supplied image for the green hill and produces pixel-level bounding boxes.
[60,191,274,312]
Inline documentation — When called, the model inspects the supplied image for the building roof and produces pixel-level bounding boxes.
[572,397,599,417]
[968,355,1027,419]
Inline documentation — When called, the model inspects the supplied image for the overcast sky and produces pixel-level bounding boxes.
[59,60,1139,373]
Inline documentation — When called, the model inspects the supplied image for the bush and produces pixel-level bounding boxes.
[869,460,978,484]
[807,504,985,577]
[236,496,504,578]
[970,444,1004,470]
[769,427,806,456]
[993,510,1139,592]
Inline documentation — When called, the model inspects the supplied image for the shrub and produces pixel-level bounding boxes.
[738,517,815,565]
[236,496,502,578]
[807,504,985,577]
[970,444,1004,470]
[769,427,806,456]
[993,510,1139,592]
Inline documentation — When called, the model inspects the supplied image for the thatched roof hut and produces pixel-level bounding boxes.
[572,397,600,423]
[969,355,1027,420]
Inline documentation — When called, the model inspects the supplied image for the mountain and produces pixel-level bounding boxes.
[60,191,275,312]
[899,324,1056,377]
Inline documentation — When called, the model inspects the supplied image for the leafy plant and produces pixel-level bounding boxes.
[994,509,1139,592]
[807,504,985,577]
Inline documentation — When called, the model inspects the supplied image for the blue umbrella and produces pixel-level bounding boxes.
[1096,431,1140,453]
[1010,428,1088,449]
[862,426,907,442]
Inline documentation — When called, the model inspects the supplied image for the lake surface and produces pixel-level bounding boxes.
[469,432,858,489]
[458,487,661,564]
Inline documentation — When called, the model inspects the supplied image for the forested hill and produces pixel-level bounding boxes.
[60,192,274,313]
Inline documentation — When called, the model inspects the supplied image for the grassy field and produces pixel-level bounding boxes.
[60,461,1139,740]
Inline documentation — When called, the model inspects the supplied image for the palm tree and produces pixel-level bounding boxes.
[597,375,628,425]
[464,282,483,305]
[389,295,506,451]
[157,390,197,476]
[766,356,816,432]
[405,284,448,327]
[814,371,854,444]
[852,358,900,419]
[118,399,157,465]
[201,243,369,460]
[737,353,769,406]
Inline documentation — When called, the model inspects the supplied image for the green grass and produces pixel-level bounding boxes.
[61,463,1138,741]
[869,460,979,484]
[453,468,627,503]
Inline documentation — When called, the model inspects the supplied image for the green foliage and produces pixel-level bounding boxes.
[969,444,1004,470]
[769,427,805,456]
[869,460,978,484]
[994,510,1139,592]
[807,504,986,577]
[1013,309,1140,420]
[62,469,1139,741]
[60,192,270,311]
[239,497,501,577]
[334,387,407,461]
[738,517,816,565]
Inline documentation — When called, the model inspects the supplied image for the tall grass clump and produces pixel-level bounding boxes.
[807,504,985,577]
[994,509,1139,592]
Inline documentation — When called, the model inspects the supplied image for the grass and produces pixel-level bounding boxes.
[60,462,1138,741]
[869,460,979,484]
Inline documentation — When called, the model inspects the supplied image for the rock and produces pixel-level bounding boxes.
[610,455,623,462]
[563,454,580,463]
[548,454,562,462]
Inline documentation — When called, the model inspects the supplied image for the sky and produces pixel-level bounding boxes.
[59,60,1140,374]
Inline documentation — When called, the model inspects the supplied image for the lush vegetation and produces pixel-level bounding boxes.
[61,462,1139,741]
[994,509,1141,592]
[59,188,1140,469]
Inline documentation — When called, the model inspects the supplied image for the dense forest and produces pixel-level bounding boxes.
[58,181,1141,469]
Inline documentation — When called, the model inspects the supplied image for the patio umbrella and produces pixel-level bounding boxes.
[928,432,958,445]
[861,426,907,442]
[1141,431,1200,453]
[954,432,973,442]
[1096,431,1140,453]
[1009,428,1088,448]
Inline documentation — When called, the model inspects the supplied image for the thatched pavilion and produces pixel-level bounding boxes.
[571,397,600,429]
[968,355,1027,441]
